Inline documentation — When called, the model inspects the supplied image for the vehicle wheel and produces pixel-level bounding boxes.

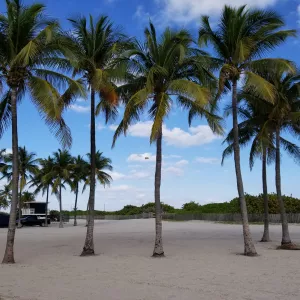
[40,223,45,227]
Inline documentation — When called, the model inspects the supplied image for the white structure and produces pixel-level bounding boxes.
[21,202,49,218]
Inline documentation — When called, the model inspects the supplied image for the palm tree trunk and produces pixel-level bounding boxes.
[153,123,164,257]
[85,202,89,227]
[260,146,270,242]
[17,187,22,228]
[59,182,63,228]
[74,184,78,226]
[232,79,257,256]
[275,126,292,246]
[2,88,19,264]
[81,89,96,256]
[45,185,49,227]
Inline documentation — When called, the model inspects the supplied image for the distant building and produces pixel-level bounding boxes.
[22,202,49,220]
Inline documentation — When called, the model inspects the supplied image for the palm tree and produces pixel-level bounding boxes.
[222,100,275,242]
[64,15,125,255]
[30,156,54,226]
[0,184,12,209]
[199,5,296,256]
[70,156,89,226]
[0,0,85,264]
[45,150,73,228]
[1,146,39,228]
[82,151,112,227]
[20,191,36,203]
[256,70,300,248]
[83,151,113,189]
[113,22,221,256]
[223,69,300,248]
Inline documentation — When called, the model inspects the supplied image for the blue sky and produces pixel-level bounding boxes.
[1,0,300,211]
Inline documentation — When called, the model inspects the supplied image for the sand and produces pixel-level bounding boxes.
[0,219,300,300]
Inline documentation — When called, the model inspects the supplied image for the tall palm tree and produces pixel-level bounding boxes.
[223,69,300,247]
[1,146,39,228]
[82,151,113,227]
[45,150,73,228]
[64,15,125,255]
[222,100,275,242]
[69,156,89,226]
[0,0,85,264]
[0,184,12,209]
[30,156,55,226]
[257,70,300,248]
[199,5,296,255]
[113,22,221,256]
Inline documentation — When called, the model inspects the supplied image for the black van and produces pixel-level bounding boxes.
[0,214,9,227]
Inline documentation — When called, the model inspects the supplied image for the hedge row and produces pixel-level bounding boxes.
[55,193,300,217]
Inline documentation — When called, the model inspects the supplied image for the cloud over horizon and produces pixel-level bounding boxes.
[135,0,280,26]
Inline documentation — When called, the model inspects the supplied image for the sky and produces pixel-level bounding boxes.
[1,0,300,212]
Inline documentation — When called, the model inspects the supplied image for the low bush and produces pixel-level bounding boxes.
[64,193,300,216]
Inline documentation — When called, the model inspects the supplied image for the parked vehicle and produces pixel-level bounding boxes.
[16,215,50,227]
[0,214,10,227]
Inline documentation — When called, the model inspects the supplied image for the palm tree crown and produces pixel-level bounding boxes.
[113,22,221,145]
[199,5,296,101]
[1,146,39,190]
[0,184,12,209]
[0,0,86,147]
[84,151,113,189]
[45,149,73,228]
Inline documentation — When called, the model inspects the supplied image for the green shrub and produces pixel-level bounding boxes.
[229,193,300,214]
[65,193,300,216]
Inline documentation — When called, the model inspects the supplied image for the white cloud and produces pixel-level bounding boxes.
[70,104,90,113]
[167,154,182,159]
[128,164,143,169]
[4,148,12,154]
[102,184,133,192]
[129,171,152,179]
[136,193,146,199]
[164,125,220,147]
[109,124,118,131]
[108,169,151,180]
[127,153,156,162]
[196,157,220,164]
[127,121,151,137]
[163,166,183,176]
[297,4,300,26]
[97,123,105,131]
[108,171,126,180]
[113,121,220,148]
[134,5,150,19]
[174,159,189,166]
[136,0,280,25]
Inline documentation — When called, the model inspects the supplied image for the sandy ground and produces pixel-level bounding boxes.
[0,219,300,300]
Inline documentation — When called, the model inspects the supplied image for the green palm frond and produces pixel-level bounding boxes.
[0,92,12,139]
[114,21,216,147]
[84,151,113,188]
[168,79,210,104]
[244,71,277,103]
[280,137,300,164]
[1,146,39,191]
[246,59,296,76]
[221,143,234,165]
[150,93,170,143]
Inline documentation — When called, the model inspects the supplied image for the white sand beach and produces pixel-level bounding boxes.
[0,219,300,300]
